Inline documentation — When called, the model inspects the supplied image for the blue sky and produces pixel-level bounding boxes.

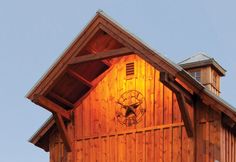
[1,1,236,161]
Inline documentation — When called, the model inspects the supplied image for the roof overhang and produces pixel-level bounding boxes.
[29,116,55,152]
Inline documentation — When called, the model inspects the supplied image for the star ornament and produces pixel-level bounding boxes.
[116,90,146,126]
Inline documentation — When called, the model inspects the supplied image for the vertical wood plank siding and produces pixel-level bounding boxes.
[48,55,233,162]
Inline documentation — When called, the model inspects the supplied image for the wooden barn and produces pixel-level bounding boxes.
[27,11,236,162]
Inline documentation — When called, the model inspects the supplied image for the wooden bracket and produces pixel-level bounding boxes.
[176,92,194,137]
[160,72,193,105]
[160,72,194,137]
[54,113,73,152]
[69,47,133,65]
[33,95,71,120]
[33,95,73,152]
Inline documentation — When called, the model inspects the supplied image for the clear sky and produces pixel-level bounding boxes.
[1,0,236,161]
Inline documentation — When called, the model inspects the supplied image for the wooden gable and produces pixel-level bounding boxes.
[27,11,236,160]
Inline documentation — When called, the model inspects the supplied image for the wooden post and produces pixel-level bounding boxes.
[54,113,73,152]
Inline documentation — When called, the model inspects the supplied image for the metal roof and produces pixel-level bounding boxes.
[179,52,212,64]
[179,52,226,76]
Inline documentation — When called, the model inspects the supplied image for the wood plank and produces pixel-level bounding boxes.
[89,90,96,137]
[226,129,228,162]
[83,139,90,162]
[82,96,91,137]
[126,133,136,162]
[172,127,181,162]
[229,131,232,162]
[213,114,221,162]
[33,95,71,120]
[116,56,127,132]
[125,55,137,130]
[154,129,162,162]
[75,104,83,139]
[109,135,117,162]
[145,131,154,162]
[67,122,75,162]
[69,47,133,65]
[205,121,210,162]
[196,123,205,162]
[163,86,172,125]
[100,78,108,134]
[136,56,146,129]
[67,69,93,87]
[232,134,234,162]
[136,132,144,162]
[163,128,171,162]
[94,138,101,162]
[154,71,164,126]
[220,127,226,162]
[76,141,83,162]
[54,113,72,152]
[118,134,126,162]
[145,63,155,127]
[107,58,118,133]
[101,137,108,162]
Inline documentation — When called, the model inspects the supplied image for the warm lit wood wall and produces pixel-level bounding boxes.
[74,55,194,162]
[221,127,236,162]
[48,55,234,162]
[195,101,221,162]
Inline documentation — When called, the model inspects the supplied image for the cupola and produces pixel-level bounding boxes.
[179,53,226,96]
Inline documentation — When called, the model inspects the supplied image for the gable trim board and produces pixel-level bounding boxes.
[29,115,55,151]
[27,10,236,151]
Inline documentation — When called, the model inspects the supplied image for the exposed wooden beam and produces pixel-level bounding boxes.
[160,72,193,105]
[67,69,93,87]
[69,47,133,65]
[176,92,194,137]
[86,47,112,67]
[33,95,71,120]
[160,72,194,137]
[54,113,72,152]
[49,92,74,108]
